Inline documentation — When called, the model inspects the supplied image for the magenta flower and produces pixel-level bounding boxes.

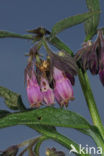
[26,70,43,108]
[88,43,99,75]
[53,67,74,107]
[75,40,99,74]
[40,77,54,105]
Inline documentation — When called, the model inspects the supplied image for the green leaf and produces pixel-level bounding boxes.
[0,107,101,155]
[34,136,48,156]
[78,126,104,155]
[0,106,103,155]
[30,125,87,156]
[0,30,39,40]
[0,107,103,155]
[52,11,100,37]
[87,126,104,150]
[84,0,100,39]
[47,36,73,56]
[0,86,26,110]
[0,107,90,129]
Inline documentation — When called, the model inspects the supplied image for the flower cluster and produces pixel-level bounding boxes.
[25,45,77,108]
[75,30,104,85]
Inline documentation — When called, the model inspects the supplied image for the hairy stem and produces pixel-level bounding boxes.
[48,33,104,139]
[78,69,104,138]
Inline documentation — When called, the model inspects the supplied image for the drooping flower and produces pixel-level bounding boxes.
[88,42,99,75]
[47,49,78,84]
[40,77,54,105]
[75,30,104,86]
[75,40,99,74]
[98,31,104,85]
[53,67,74,107]
[26,64,43,108]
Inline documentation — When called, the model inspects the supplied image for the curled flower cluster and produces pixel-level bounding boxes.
[25,46,77,108]
[75,30,104,85]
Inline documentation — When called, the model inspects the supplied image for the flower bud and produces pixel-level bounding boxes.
[1,145,18,156]
[53,67,74,107]
[46,147,65,156]
[26,70,43,108]
[88,48,98,75]
[99,49,104,85]
[98,31,104,85]
[40,77,54,105]
[75,40,99,74]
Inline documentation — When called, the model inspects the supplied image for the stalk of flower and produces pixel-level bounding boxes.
[53,67,74,107]
[25,63,43,108]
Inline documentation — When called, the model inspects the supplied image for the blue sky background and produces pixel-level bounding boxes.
[0,0,104,155]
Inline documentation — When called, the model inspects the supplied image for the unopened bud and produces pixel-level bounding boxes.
[1,145,18,156]
[46,147,65,156]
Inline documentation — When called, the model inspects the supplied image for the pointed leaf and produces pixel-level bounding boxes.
[0,107,90,129]
[0,107,102,155]
[0,30,37,40]
[78,125,104,154]
[47,36,73,56]
[52,11,100,36]
[0,110,86,156]
[84,0,100,39]
[31,125,85,156]
[0,86,26,110]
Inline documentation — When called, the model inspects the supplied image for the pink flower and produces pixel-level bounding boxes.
[26,71,43,108]
[40,77,54,105]
[53,67,74,107]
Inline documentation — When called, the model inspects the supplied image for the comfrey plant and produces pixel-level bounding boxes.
[25,41,77,108]
[0,0,104,156]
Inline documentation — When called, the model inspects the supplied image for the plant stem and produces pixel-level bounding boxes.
[34,135,48,155]
[29,125,88,156]
[18,136,41,148]
[77,34,104,139]
[47,34,104,139]
[78,68,104,139]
